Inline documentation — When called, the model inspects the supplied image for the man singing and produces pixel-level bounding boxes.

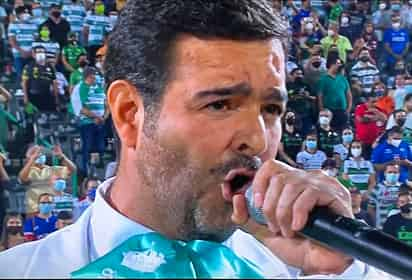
[0,1,391,278]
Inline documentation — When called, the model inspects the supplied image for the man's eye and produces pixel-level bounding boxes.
[262,104,282,116]
[205,100,229,111]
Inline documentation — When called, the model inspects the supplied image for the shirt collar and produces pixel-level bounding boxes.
[89,178,153,260]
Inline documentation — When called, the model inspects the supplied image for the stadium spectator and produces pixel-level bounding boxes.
[69,52,88,93]
[62,32,86,74]
[56,211,73,230]
[350,188,374,226]
[0,213,24,252]
[296,131,327,170]
[368,163,403,229]
[278,111,304,168]
[328,0,343,22]
[355,92,387,157]
[23,193,57,241]
[333,126,353,166]
[350,48,380,104]
[78,67,107,176]
[18,145,76,215]
[374,81,394,117]
[356,22,379,62]
[22,45,58,113]
[383,191,412,246]
[286,67,315,134]
[8,6,38,85]
[318,54,352,132]
[62,0,86,43]
[32,25,61,62]
[303,49,327,90]
[39,4,71,48]
[50,175,75,215]
[320,21,353,63]
[0,84,11,148]
[317,109,341,158]
[347,1,367,42]
[0,152,9,237]
[73,177,100,221]
[82,0,111,66]
[372,126,412,183]
[342,140,376,203]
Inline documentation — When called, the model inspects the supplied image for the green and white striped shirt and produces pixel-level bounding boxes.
[32,40,61,60]
[53,192,76,214]
[84,14,111,46]
[62,4,86,34]
[368,182,401,229]
[8,21,38,57]
[35,0,63,17]
[79,80,106,125]
[343,158,375,192]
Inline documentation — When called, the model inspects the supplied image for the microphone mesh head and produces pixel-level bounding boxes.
[245,187,267,225]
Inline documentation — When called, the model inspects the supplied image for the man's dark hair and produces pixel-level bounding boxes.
[388,126,403,136]
[290,67,303,75]
[33,45,46,53]
[83,66,97,80]
[105,0,286,114]
[404,93,412,103]
[57,211,73,220]
[326,51,340,69]
[38,193,53,203]
[393,109,406,117]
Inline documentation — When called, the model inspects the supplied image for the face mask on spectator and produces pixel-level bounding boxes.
[52,10,61,18]
[379,3,386,10]
[54,179,67,192]
[391,139,402,147]
[95,4,105,15]
[40,29,50,40]
[87,187,98,201]
[392,22,401,29]
[341,17,349,26]
[305,22,314,31]
[327,29,335,37]
[319,116,330,125]
[306,140,317,150]
[286,116,295,126]
[401,203,412,214]
[325,169,337,177]
[295,76,303,83]
[36,53,46,64]
[96,62,103,71]
[35,154,47,165]
[385,173,400,184]
[21,13,31,21]
[397,117,407,126]
[6,226,22,235]
[110,15,118,23]
[38,203,53,215]
[374,89,385,97]
[360,55,369,63]
[351,148,362,157]
[392,3,401,11]
[342,133,353,144]
[79,60,88,68]
[33,8,42,18]
[312,60,321,68]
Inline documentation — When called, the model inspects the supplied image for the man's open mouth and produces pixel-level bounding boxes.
[222,168,255,202]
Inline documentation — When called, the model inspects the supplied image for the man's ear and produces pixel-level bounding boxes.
[107,80,144,149]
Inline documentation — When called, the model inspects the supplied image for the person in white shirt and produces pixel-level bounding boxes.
[0,1,394,278]
[296,131,327,171]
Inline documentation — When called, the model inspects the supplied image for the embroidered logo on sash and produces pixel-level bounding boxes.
[121,249,166,273]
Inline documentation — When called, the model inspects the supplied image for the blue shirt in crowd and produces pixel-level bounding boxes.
[371,140,412,183]
[383,28,410,64]
[23,215,58,240]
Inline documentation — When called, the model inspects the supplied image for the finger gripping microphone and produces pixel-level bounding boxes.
[245,188,412,279]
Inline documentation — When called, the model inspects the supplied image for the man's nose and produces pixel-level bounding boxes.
[231,111,267,157]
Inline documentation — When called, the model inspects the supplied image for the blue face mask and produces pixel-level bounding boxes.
[342,134,354,144]
[306,140,317,150]
[392,4,401,11]
[32,8,43,18]
[35,154,47,165]
[38,203,53,214]
[87,187,97,201]
[54,179,67,192]
[385,173,400,185]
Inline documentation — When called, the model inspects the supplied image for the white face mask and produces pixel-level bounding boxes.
[393,22,401,29]
[319,116,330,125]
[327,29,335,37]
[351,148,362,157]
[21,13,31,21]
[325,169,337,177]
[341,17,349,25]
[95,62,102,70]
[305,22,314,31]
[391,139,402,147]
[379,3,386,10]
[36,53,46,63]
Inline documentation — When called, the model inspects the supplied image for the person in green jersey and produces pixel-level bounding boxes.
[328,0,343,22]
[62,32,86,74]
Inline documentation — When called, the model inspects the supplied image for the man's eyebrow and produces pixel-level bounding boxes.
[194,82,252,100]
[263,87,288,103]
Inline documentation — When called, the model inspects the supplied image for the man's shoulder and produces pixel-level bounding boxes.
[0,209,91,278]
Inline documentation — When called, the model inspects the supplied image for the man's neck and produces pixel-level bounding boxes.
[320,124,330,131]
[38,213,51,219]
[54,191,63,196]
[307,148,317,154]
[327,69,337,77]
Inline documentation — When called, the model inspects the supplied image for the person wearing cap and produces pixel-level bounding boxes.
[39,4,71,48]
[62,32,87,73]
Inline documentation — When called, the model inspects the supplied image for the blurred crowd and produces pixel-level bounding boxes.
[0,0,412,253]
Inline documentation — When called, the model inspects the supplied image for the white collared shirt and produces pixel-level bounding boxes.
[0,178,394,279]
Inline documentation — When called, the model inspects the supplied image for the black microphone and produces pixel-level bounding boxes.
[245,188,412,279]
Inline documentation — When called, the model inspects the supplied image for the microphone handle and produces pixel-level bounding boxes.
[245,188,412,279]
